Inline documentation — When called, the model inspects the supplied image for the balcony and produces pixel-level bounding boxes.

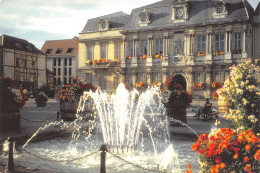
[85,59,121,69]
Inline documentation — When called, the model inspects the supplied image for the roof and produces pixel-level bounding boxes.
[254,2,260,24]
[82,11,129,33]
[122,0,253,33]
[0,34,44,55]
[41,38,78,56]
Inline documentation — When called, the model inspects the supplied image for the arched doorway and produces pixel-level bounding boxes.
[172,74,187,90]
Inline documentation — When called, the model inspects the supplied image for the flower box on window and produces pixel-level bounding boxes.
[214,51,225,56]
[211,81,224,89]
[192,82,205,90]
[86,60,93,65]
[140,54,147,59]
[232,49,241,54]
[197,52,206,57]
[153,53,162,59]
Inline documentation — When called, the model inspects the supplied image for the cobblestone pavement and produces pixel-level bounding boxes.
[0,99,231,172]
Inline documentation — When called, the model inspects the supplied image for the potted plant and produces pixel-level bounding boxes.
[57,79,96,120]
[0,77,27,131]
[35,91,48,107]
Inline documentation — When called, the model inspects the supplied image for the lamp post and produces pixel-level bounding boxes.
[114,71,121,88]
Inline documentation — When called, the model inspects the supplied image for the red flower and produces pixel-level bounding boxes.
[215,156,222,163]
[186,163,192,173]
[244,156,249,162]
[244,164,252,172]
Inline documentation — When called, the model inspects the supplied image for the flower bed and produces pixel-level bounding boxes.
[192,128,260,173]
[193,82,205,90]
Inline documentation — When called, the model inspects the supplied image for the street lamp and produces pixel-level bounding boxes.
[114,71,121,88]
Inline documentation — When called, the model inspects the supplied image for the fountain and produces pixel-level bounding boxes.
[1,83,199,172]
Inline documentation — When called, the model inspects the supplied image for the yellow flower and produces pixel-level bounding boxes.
[251,104,255,107]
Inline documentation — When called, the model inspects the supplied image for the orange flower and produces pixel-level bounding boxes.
[244,164,251,172]
[186,163,192,173]
[233,154,238,159]
[219,163,225,169]
[199,149,205,155]
[245,144,251,151]
[244,156,249,162]
[215,156,222,163]
[254,149,260,160]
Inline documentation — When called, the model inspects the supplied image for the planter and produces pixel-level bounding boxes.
[0,106,20,131]
[60,101,79,121]
[165,98,187,126]
[217,95,229,115]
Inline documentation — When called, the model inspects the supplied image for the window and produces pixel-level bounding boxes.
[128,41,133,57]
[195,72,205,82]
[197,35,206,52]
[69,68,72,76]
[155,39,163,54]
[213,72,223,82]
[58,68,61,76]
[152,73,162,83]
[216,4,223,13]
[115,44,121,59]
[87,46,93,60]
[54,78,57,85]
[54,59,56,66]
[55,48,63,54]
[138,74,147,83]
[58,58,61,66]
[54,68,56,76]
[45,49,53,54]
[58,77,61,86]
[234,32,241,51]
[64,68,67,76]
[140,40,147,55]
[64,77,67,85]
[66,48,74,54]
[69,58,72,66]
[101,45,107,59]
[215,34,225,51]
[64,58,67,66]
[86,73,92,84]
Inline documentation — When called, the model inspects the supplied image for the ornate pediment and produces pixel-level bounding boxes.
[138,8,150,26]
[99,19,109,31]
[213,0,228,19]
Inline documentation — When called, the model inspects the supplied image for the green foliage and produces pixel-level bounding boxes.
[35,91,48,107]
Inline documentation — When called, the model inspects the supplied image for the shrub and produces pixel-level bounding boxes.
[35,92,48,107]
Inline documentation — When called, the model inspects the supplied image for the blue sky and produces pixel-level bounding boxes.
[0,0,259,49]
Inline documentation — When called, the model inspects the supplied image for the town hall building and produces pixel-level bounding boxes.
[78,0,259,99]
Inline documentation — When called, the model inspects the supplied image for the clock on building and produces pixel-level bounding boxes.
[176,7,184,18]
[141,14,148,22]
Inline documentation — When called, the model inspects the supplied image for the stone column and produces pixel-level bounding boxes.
[146,35,153,67]
[224,29,232,63]
[206,31,212,64]
[205,66,211,99]
[121,39,126,68]
[132,38,138,67]
[242,25,248,59]
[162,32,169,67]
[187,30,195,65]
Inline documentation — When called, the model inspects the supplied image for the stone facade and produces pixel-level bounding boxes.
[0,34,47,92]
[78,0,259,99]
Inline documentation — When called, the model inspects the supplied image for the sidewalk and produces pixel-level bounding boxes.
[0,99,231,173]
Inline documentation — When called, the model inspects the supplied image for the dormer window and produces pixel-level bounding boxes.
[138,8,150,26]
[99,19,109,31]
[172,1,188,23]
[216,4,224,13]
[213,1,228,19]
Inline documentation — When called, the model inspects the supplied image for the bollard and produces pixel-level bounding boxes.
[57,111,60,121]
[100,144,107,173]
[5,137,14,172]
